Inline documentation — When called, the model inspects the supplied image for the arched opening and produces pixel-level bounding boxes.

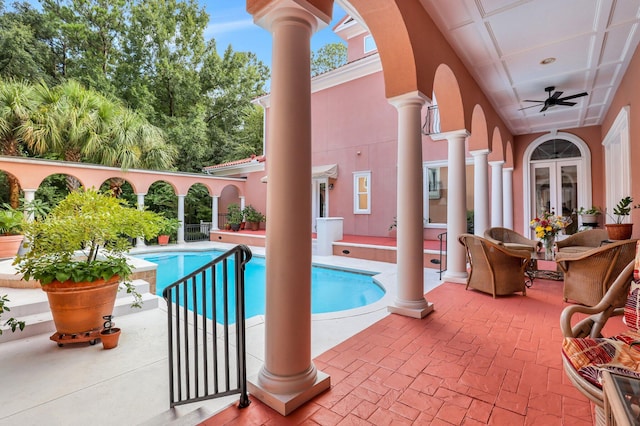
[523,132,592,236]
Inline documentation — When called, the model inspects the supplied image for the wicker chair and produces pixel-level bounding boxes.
[556,239,637,306]
[556,229,610,254]
[459,233,530,298]
[560,260,638,425]
[483,227,541,252]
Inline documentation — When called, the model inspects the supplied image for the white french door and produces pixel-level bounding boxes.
[531,159,581,228]
[311,179,328,232]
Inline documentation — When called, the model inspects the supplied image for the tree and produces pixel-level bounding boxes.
[199,42,269,165]
[0,79,39,206]
[311,42,347,77]
[0,3,56,83]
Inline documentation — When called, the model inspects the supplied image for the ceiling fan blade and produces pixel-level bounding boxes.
[555,101,577,107]
[550,91,563,99]
[558,92,588,101]
[540,104,550,112]
[523,99,545,103]
[518,104,544,111]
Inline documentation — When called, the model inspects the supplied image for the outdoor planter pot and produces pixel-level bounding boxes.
[43,276,120,335]
[0,234,23,259]
[100,327,121,349]
[14,189,165,346]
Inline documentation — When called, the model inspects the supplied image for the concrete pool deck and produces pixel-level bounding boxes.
[0,242,444,425]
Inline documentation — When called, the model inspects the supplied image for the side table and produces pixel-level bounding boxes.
[603,370,640,426]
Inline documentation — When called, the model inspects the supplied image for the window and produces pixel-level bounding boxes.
[353,171,371,214]
[364,35,377,53]
[423,161,474,227]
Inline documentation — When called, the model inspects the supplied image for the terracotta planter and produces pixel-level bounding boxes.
[605,223,633,240]
[42,276,120,334]
[249,221,260,231]
[0,234,24,259]
[158,234,170,245]
[100,328,121,349]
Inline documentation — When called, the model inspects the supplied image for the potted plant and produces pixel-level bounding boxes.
[605,196,638,240]
[14,188,165,345]
[157,217,181,245]
[226,203,244,232]
[242,205,265,231]
[0,204,24,259]
[100,315,120,349]
[577,206,601,224]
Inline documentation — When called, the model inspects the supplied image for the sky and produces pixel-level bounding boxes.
[202,1,347,69]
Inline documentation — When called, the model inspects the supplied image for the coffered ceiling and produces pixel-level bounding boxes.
[419,0,640,135]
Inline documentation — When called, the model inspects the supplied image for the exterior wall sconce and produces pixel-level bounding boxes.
[328,183,334,190]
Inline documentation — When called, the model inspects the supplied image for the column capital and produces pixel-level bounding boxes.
[388,91,429,109]
[249,0,331,33]
[489,160,505,167]
[470,149,491,156]
[429,129,470,142]
[503,167,514,172]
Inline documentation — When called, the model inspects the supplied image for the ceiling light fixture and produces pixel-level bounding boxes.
[540,57,556,65]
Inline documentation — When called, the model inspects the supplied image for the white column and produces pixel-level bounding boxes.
[211,195,220,231]
[388,92,433,318]
[490,161,504,227]
[22,189,36,221]
[503,167,514,229]
[444,131,470,282]
[177,194,185,244]
[239,195,245,212]
[247,2,330,416]
[470,150,490,236]
[136,193,147,248]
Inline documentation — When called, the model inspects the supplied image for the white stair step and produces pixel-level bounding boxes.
[0,280,158,344]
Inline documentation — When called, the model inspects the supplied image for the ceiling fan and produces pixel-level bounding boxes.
[519,86,588,112]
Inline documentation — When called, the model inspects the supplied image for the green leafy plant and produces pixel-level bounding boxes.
[227,203,244,225]
[0,204,24,235]
[242,204,265,223]
[577,206,601,215]
[14,189,166,307]
[0,294,25,335]
[158,217,181,235]
[607,196,640,224]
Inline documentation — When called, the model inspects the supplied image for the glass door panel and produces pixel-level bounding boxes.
[531,160,581,237]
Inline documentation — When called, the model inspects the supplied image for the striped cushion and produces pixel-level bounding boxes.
[562,331,640,388]
[624,241,640,332]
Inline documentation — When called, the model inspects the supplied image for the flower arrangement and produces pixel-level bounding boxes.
[530,211,572,240]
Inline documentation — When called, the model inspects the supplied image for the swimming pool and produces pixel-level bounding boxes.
[134,250,385,318]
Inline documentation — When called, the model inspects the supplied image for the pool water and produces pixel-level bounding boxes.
[134,251,385,318]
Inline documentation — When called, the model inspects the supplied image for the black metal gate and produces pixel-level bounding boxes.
[162,245,252,409]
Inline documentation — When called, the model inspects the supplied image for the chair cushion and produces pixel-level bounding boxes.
[562,331,640,388]
[625,242,640,332]
[557,246,595,254]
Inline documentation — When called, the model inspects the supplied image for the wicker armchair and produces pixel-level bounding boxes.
[556,239,637,306]
[483,227,541,252]
[560,260,638,424]
[556,229,610,254]
[459,234,530,298]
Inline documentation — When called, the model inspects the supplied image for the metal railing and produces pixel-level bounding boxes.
[437,232,447,279]
[184,223,211,242]
[162,245,252,409]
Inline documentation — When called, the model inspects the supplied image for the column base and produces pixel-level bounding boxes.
[248,370,330,416]
[388,300,434,318]
[442,271,468,284]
